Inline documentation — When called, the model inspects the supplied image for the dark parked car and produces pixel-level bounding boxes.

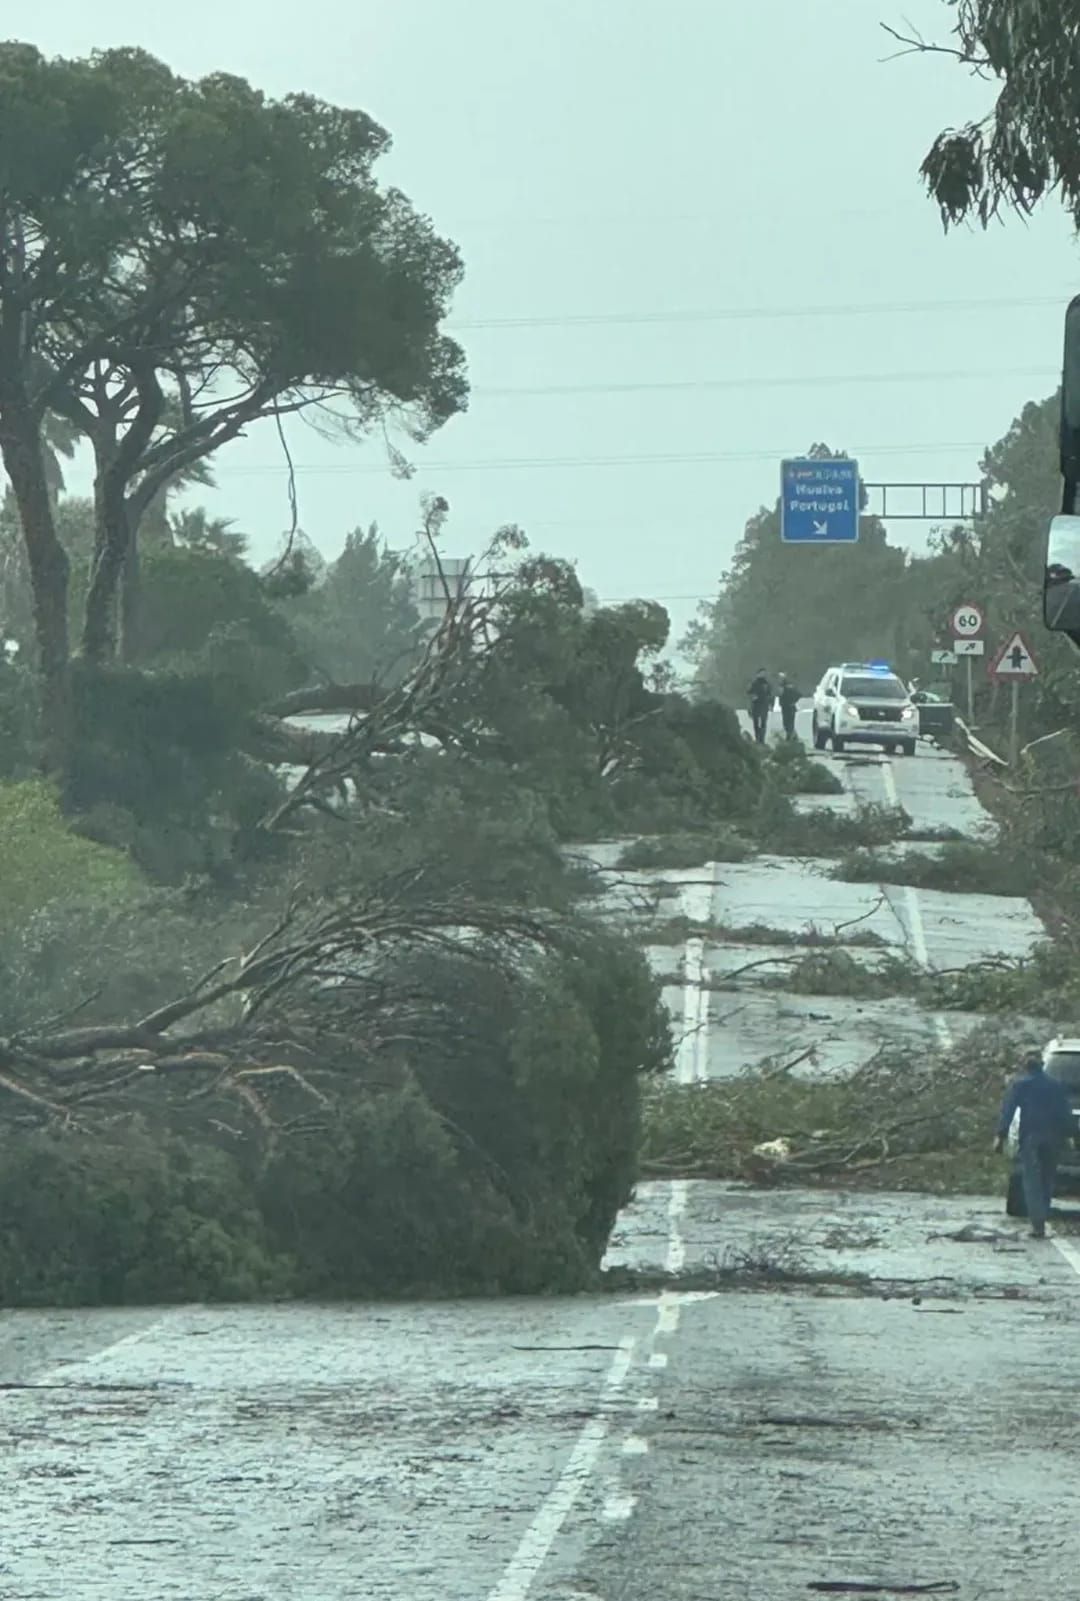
[911,686,955,738]
[1006,1037,1080,1216]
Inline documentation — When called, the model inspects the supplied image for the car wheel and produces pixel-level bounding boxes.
[813,718,828,751]
[1006,1171,1027,1217]
[832,734,845,754]
[901,740,916,757]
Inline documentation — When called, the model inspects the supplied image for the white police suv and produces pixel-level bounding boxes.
[811,662,919,756]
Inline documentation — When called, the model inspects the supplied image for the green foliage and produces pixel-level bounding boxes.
[283,526,423,685]
[640,1019,1031,1192]
[263,935,670,1297]
[911,2,1080,229]
[0,780,139,925]
[136,545,305,694]
[618,828,754,870]
[0,929,671,1306]
[0,665,37,778]
[62,663,284,881]
[0,41,466,683]
[0,1127,292,1307]
[762,948,920,999]
[453,567,763,839]
[764,739,844,796]
[831,841,1036,897]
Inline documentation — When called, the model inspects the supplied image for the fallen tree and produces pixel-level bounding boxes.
[641,1021,1035,1192]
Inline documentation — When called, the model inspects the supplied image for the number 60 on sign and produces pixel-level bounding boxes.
[950,603,984,638]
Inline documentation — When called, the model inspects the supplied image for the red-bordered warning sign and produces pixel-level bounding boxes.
[989,630,1039,682]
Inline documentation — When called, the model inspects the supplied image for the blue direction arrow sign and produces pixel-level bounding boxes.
[780,457,860,544]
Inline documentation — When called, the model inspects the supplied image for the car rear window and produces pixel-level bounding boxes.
[1048,1052,1080,1087]
[841,676,907,700]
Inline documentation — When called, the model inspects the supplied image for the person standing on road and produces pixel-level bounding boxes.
[748,668,772,745]
[994,1051,1075,1238]
[776,675,801,741]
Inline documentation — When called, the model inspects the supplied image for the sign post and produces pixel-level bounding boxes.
[989,630,1040,764]
[950,602,986,722]
[780,458,860,544]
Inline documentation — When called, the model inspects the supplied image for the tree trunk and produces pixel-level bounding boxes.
[0,381,71,766]
[119,526,141,663]
[82,466,127,665]
[81,368,164,665]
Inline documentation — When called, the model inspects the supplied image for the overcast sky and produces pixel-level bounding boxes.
[6,1,1079,648]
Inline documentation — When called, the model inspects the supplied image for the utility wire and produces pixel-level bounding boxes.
[450,292,1070,332]
[215,439,990,477]
[472,365,1057,399]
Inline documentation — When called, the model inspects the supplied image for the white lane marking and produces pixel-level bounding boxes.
[493,853,710,1597]
[1052,1236,1080,1276]
[38,1317,171,1386]
[665,1178,688,1274]
[487,1419,610,1601]
[880,761,953,1050]
[677,861,714,1085]
[487,1337,636,1601]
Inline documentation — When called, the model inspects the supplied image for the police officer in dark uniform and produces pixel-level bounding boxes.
[776,674,800,741]
[747,668,772,744]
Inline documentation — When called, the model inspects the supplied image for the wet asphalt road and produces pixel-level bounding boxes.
[7,715,1080,1598]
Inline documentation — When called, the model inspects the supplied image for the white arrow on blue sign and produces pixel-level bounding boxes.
[780,458,860,544]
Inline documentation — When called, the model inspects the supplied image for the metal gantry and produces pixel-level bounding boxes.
[861,481,987,522]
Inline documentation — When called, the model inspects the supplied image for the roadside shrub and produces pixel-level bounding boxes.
[0,780,140,927]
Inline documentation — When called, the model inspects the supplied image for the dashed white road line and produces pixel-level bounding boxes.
[880,759,953,1051]
[488,859,713,1596]
[487,1336,636,1601]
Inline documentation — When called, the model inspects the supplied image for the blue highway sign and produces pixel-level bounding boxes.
[780,457,860,544]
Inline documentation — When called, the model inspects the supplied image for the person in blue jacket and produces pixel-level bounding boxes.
[994,1051,1075,1237]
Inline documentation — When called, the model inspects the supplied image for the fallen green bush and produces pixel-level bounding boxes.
[0,930,672,1307]
[832,840,1036,897]
[640,1019,1033,1193]
[764,739,844,797]
[617,827,754,871]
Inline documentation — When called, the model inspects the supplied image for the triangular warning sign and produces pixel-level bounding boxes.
[990,629,1039,680]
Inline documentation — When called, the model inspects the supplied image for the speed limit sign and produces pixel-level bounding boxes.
[950,602,985,638]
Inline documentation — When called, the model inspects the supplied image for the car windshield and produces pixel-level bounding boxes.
[1048,1052,1080,1088]
[841,675,907,699]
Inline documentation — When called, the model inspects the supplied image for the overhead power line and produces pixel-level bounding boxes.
[473,365,1057,399]
[216,439,989,478]
[450,292,1071,333]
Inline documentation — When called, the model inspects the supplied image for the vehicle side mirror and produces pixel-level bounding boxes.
[911,691,927,703]
[1044,513,1080,636]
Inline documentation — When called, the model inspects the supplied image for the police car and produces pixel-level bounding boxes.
[811,662,919,756]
